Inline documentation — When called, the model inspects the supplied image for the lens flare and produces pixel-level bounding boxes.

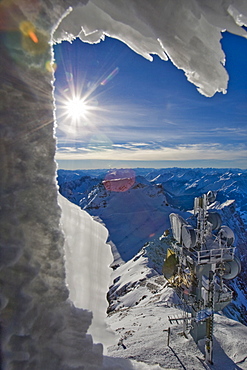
[19,21,38,43]
[103,169,136,192]
[45,60,57,72]
[55,48,120,142]
[100,67,119,86]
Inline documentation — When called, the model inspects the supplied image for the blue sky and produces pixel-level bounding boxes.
[54,31,247,169]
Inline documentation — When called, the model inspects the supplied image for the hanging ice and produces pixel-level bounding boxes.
[53,0,247,97]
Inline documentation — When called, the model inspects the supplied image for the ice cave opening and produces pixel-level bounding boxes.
[1,1,247,369]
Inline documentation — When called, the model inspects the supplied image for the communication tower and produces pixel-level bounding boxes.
[163,191,241,364]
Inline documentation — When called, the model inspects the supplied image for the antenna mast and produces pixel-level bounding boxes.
[163,191,241,364]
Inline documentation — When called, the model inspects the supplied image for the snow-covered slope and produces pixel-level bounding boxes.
[58,193,247,369]
[83,178,174,262]
[58,168,247,221]
[59,175,100,206]
[58,194,176,369]
[58,168,247,328]
[145,168,247,216]
[107,294,247,369]
[59,173,189,262]
[106,238,247,369]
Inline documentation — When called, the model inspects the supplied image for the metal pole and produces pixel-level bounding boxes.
[205,270,215,365]
[167,327,171,347]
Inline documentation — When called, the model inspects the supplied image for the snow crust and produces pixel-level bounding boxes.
[53,0,247,97]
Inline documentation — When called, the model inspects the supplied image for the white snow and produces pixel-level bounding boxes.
[53,0,247,97]
[57,191,247,369]
[58,168,247,368]
[81,178,174,262]
[58,189,247,369]
[58,193,116,348]
[106,245,247,369]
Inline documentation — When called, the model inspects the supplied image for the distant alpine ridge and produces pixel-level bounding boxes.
[58,167,247,326]
[58,167,247,218]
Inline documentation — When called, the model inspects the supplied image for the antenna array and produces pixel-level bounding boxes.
[163,191,241,364]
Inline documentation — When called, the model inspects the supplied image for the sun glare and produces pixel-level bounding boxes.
[65,97,89,120]
[54,43,121,139]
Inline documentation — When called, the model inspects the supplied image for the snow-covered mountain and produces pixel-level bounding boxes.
[106,245,247,369]
[58,167,247,330]
[59,172,194,262]
[147,168,247,221]
[58,191,247,369]
[58,167,247,220]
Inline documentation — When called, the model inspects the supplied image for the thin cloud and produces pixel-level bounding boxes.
[56,143,247,162]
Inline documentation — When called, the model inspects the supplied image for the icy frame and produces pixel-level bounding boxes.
[0,1,247,369]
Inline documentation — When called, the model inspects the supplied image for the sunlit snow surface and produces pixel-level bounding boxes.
[106,242,247,369]
[58,193,116,347]
[53,0,247,97]
[59,193,247,368]
[58,194,179,369]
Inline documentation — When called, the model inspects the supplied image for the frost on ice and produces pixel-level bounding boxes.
[1,0,247,369]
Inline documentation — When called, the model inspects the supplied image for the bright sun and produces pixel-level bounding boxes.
[65,97,89,120]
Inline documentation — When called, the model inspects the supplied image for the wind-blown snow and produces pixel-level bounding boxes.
[53,0,247,97]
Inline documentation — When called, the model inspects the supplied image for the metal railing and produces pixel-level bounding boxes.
[190,247,235,265]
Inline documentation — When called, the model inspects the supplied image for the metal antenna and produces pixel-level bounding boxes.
[164,191,240,365]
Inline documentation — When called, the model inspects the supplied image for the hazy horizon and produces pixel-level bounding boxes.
[56,159,247,171]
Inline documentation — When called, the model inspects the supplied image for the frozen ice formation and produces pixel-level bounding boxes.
[58,193,116,348]
[53,0,247,97]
